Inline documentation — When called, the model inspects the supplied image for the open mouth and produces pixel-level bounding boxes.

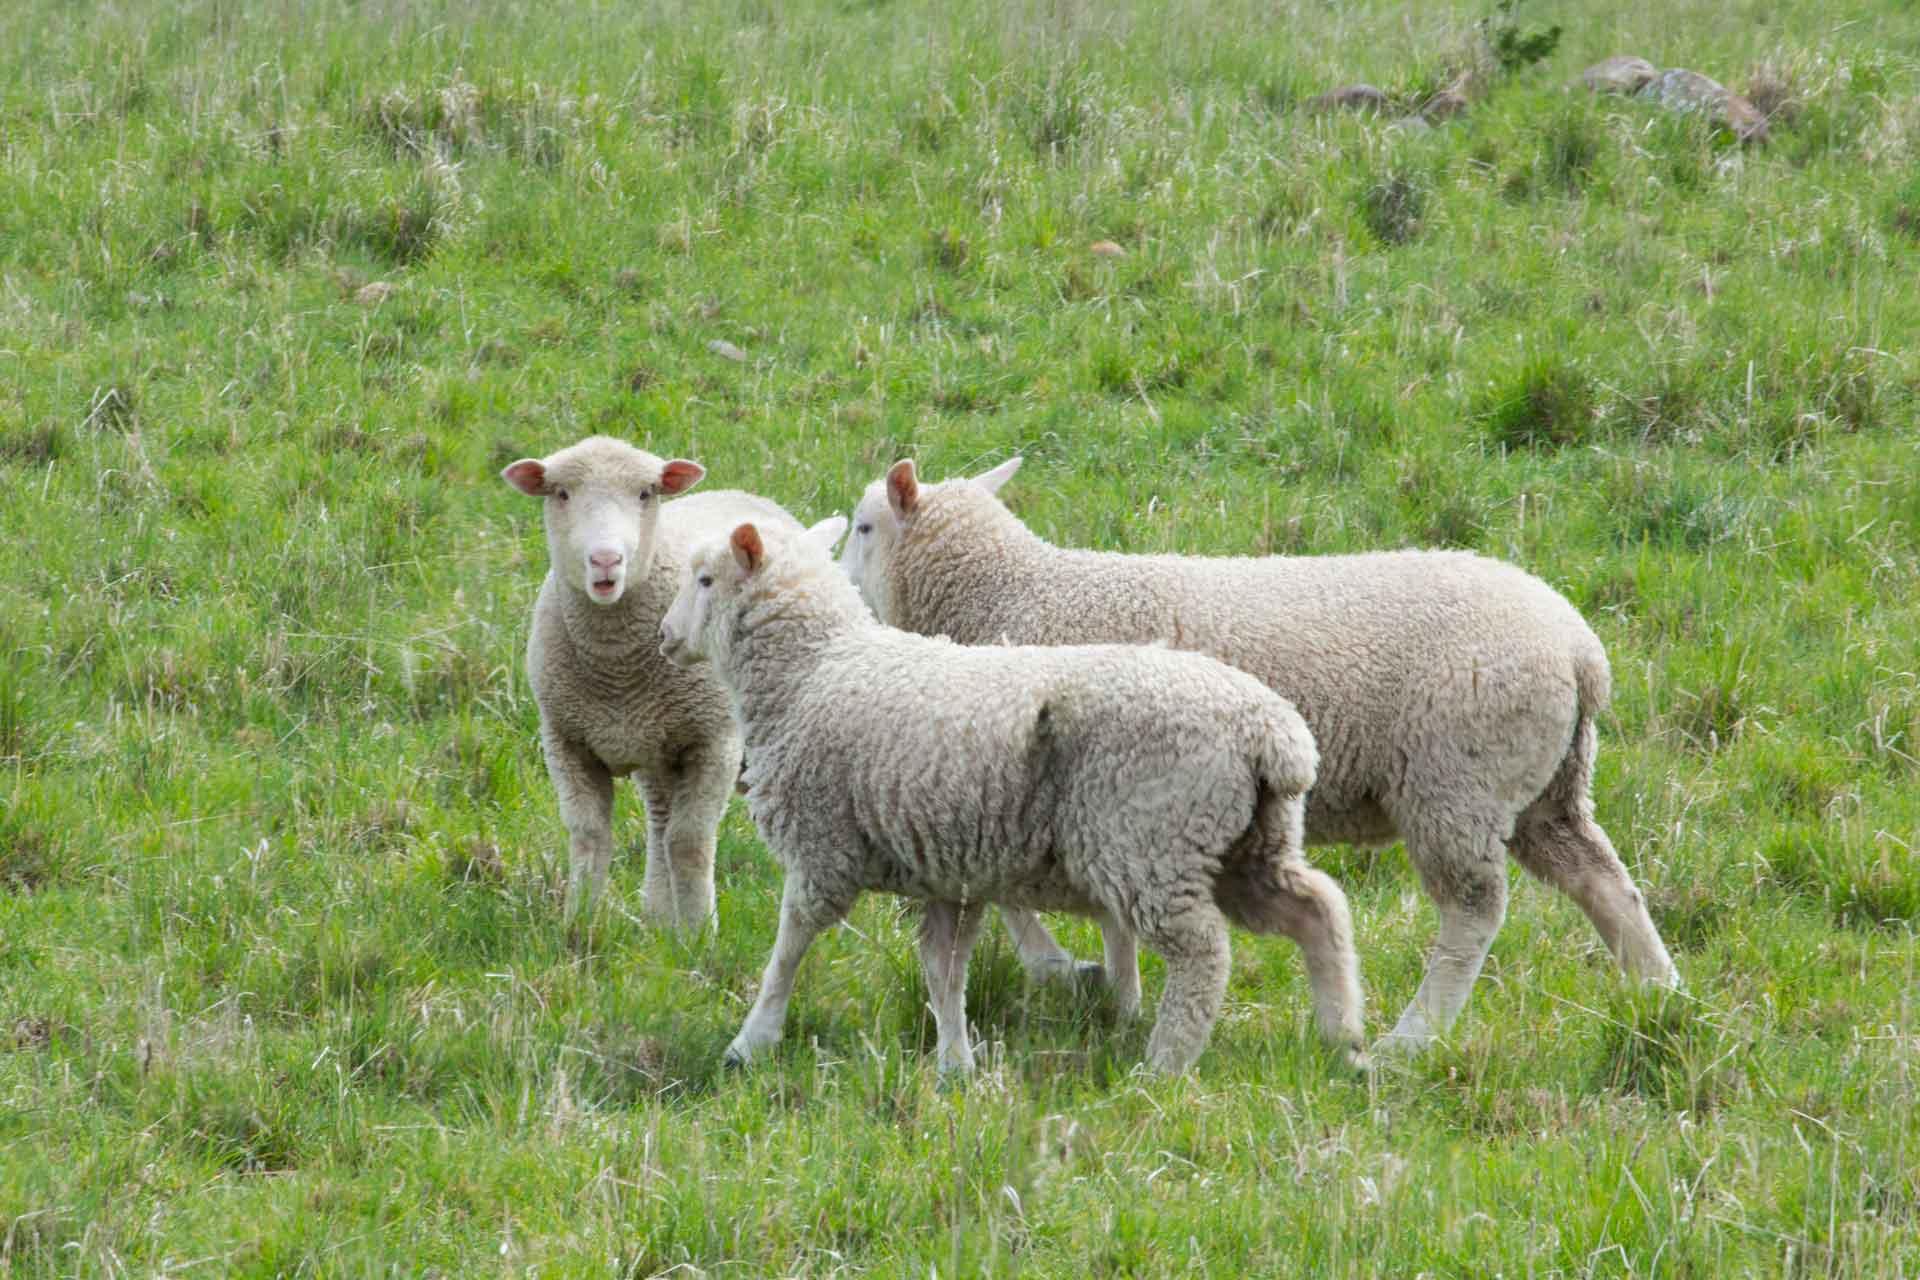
[590,577,619,599]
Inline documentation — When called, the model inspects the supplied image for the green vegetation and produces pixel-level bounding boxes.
[3,0,1917,1272]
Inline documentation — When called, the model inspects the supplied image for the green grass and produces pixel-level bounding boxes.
[3,0,1918,1272]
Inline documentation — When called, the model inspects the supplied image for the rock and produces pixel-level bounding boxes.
[1582,55,1658,96]
[1637,68,1769,144]
[707,338,748,363]
[1088,239,1125,258]
[1421,88,1469,122]
[1307,84,1388,114]
[1639,68,1730,112]
[1721,93,1770,144]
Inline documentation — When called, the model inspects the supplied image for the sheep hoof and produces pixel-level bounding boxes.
[1069,960,1110,989]
[1367,1030,1431,1059]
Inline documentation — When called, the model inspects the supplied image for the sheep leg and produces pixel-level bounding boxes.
[725,875,849,1067]
[654,748,734,933]
[1099,911,1142,1020]
[997,907,1106,988]
[1377,829,1508,1054]
[544,728,615,918]
[1510,813,1680,987]
[1218,861,1366,1063]
[919,900,990,1075]
[1139,903,1231,1074]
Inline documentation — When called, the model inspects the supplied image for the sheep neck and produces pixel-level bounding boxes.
[724,576,869,731]
[552,557,675,669]
[893,498,1045,634]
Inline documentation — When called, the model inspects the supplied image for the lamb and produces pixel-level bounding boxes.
[840,457,1681,1052]
[658,516,1364,1075]
[501,435,803,928]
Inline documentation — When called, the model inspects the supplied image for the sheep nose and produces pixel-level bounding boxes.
[590,550,623,571]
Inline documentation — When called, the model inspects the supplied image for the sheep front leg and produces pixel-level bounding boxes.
[920,900,990,1075]
[640,746,733,933]
[543,727,615,919]
[1377,830,1508,1054]
[725,875,848,1067]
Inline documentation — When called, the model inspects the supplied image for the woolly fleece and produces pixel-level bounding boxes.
[660,519,1363,1075]
[843,459,1680,1051]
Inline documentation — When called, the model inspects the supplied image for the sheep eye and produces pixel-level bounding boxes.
[697,574,713,588]
[639,489,653,503]
[856,522,872,536]
[554,487,570,503]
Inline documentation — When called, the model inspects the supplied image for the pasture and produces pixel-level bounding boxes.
[2,0,1917,1273]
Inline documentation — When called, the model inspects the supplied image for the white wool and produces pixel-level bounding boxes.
[843,458,1681,1051]
[661,518,1363,1075]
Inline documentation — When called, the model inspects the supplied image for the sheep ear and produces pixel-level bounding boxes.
[659,459,705,495]
[502,459,548,496]
[730,523,765,574]
[803,515,849,554]
[974,456,1022,495]
[886,460,920,519]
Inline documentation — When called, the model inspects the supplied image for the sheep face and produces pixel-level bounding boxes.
[841,457,1021,620]
[502,436,704,607]
[662,516,850,669]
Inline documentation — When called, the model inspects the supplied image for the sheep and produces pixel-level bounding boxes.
[840,457,1681,1052]
[501,435,803,928]
[658,516,1364,1075]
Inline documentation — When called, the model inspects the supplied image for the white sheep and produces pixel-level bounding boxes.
[841,458,1681,1052]
[658,517,1364,1075]
[501,435,803,927]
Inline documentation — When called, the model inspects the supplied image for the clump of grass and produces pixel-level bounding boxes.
[1762,827,1920,929]
[0,419,63,463]
[1888,174,1920,242]
[1359,170,1425,246]
[1541,106,1604,194]
[1,821,63,894]
[927,226,971,273]
[1479,353,1595,450]
[1593,989,1747,1112]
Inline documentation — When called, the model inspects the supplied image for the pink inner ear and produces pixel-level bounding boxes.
[730,522,764,572]
[503,460,547,496]
[886,460,919,515]
[660,459,705,495]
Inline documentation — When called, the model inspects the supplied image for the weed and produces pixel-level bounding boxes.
[1359,170,1425,246]
[1480,353,1595,450]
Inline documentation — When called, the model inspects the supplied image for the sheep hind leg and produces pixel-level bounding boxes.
[1139,903,1231,1074]
[1099,911,1141,1021]
[1376,825,1508,1056]
[997,907,1107,988]
[920,900,990,1076]
[1510,812,1679,988]
[1217,861,1365,1065]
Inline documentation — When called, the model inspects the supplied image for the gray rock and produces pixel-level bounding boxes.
[1637,68,1769,143]
[1307,84,1388,114]
[1582,55,1658,96]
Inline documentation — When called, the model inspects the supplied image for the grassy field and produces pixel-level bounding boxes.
[3,0,1918,1272]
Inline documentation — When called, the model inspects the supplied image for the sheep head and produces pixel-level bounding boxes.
[503,436,704,606]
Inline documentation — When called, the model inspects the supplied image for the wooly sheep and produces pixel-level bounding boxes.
[502,435,802,928]
[658,517,1364,1075]
[841,458,1681,1052]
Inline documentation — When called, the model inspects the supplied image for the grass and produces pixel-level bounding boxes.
[2,0,1918,1272]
